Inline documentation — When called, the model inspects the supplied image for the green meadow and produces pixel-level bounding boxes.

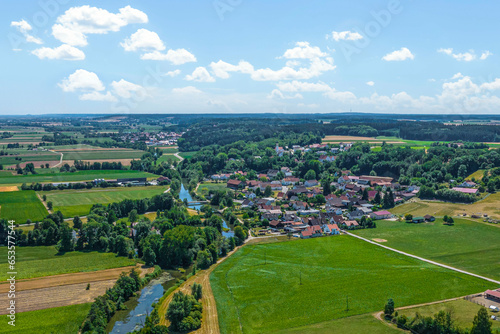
[41,185,168,217]
[0,170,157,185]
[0,303,91,334]
[0,246,135,280]
[353,218,500,281]
[210,236,493,334]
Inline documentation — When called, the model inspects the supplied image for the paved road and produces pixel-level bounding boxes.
[344,231,500,285]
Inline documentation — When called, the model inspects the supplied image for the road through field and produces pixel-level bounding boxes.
[345,232,500,285]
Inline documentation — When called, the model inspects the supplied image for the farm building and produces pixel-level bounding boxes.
[370,210,394,220]
[412,216,425,223]
[227,179,244,189]
[485,289,500,303]
[424,215,435,222]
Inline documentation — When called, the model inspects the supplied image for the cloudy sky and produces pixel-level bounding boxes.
[2,0,500,114]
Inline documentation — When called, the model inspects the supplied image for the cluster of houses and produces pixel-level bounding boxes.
[273,142,353,158]
[119,131,184,146]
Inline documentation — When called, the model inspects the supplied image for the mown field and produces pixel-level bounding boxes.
[391,193,500,219]
[0,190,47,223]
[42,186,168,217]
[210,236,494,334]
[0,246,136,280]
[0,303,91,334]
[0,170,158,185]
[353,218,500,280]
[157,154,180,164]
[398,299,500,332]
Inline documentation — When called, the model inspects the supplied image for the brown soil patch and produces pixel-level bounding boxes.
[0,280,117,314]
[0,186,18,192]
[6,160,60,169]
[373,238,388,243]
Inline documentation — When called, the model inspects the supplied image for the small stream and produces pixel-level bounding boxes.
[106,183,231,333]
[106,267,194,333]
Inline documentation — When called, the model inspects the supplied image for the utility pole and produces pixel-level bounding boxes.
[346,295,349,312]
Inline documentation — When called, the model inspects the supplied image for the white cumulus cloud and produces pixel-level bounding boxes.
[32,44,85,60]
[438,48,487,62]
[121,29,165,51]
[185,67,215,82]
[328,30,363,42]
[111,79,147,98]
[59,69,105,92]
[163,70,181,77]
[52,5,148,46]
[11,19,43,45]
[80,91,117,102]
[141,49,197,65]
[366,81,375,86]
[281,42,328,59]
[382,47,414,61]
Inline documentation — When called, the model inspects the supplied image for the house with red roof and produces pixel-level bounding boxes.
[322,223,340,235]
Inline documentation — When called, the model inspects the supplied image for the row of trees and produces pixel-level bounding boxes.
[166,284,203,332]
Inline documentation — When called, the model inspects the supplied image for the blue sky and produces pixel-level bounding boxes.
[2,0,500,114]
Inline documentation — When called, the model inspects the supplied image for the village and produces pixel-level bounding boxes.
[205,141,484,239]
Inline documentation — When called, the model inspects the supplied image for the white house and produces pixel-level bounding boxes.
[322,224,340,235]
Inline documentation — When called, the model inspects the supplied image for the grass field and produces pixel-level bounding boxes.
[467,169,486,181]
[391,193,500,219]
[59,150,144,160]
[210,236,494,334]
[398,299,500,332]
[353,218,500,281]
[197,182,228,195]
[157,154,180,164]
[274,313,400,334]
[42,186,168,217]
[0,190,47,223]
[178,151,197,159]
[0,170,158,185]
[0,246,136,280]
[0,303,91,334]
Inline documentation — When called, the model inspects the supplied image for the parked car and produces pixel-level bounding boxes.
[490,305,499,312]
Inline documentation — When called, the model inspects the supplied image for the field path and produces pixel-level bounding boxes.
[50,149,64,168]
[345,232,500,285]
[174,152,184,162]
[36,193,52,214]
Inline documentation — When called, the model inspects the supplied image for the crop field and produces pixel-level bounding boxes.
[0,190,47,223]
[398,299,500,332]
[353,218,500,280]
[0,169,158,185]
[391,193,500,219]
[42,186,168,217]
[210,236,494,334]
[0,303,91,334]
[0,246,136,280]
